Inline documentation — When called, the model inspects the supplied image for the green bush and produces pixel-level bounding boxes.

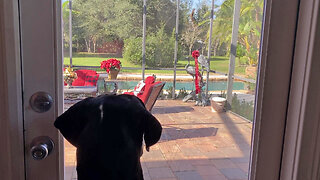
[123,37,143,65]
[177,88,188,99]
[219,91,254,121]
[167,86,176,98]
[236,44,259,66]
[123,26,177,68]
[231,93,254,121]
[237,44,246,57]
[239,56,249,65]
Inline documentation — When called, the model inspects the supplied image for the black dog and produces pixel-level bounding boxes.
[54,94,162,180]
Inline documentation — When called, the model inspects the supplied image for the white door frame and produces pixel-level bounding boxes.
[281,0,320,179]
[249,0,300,179]
[0,0,25,179]
[251,0,320,179]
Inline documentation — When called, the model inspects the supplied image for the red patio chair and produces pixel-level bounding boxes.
[71,69,100,86]
[124,76,165,111]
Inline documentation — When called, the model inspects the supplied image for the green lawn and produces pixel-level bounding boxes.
[64,53,246,76]
[176,56,246,76]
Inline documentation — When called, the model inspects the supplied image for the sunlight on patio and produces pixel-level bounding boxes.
[64,99,252,180]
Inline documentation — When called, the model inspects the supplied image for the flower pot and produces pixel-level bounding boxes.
[64,77,75,88]
[66,82,72,89]
[210,97,226,113]
[108,70,119,80]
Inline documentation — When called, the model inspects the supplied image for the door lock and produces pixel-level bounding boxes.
[29,92,53,113]
[30,136,54,160]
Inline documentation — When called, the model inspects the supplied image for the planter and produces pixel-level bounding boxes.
[210,97,226,113]
[64,77,75,88]
[108,70,119,80]
[66,83,72,89]
[245,66,257,78]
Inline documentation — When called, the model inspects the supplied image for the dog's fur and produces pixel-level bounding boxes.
[54,94,162,180]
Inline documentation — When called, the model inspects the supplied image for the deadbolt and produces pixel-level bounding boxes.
[30,136,54,160]
[29,92,53,113]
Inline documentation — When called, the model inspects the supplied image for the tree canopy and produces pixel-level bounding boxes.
[63,0,264,66]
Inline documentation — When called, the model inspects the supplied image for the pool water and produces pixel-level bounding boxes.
[98,80,245,91]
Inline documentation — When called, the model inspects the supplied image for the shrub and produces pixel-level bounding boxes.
[236,43,259,66]
[167,86,176,98]
[231,93,254,121]
[123,37,143,65]
[239,56,249,65]
[123,26,177,68]
[177,88,188,99]
[237,44,246,57]
[219,91,254,121]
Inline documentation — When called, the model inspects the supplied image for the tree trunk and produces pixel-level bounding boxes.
[92,37,97,53]
[96,42,99,53]
[76,40,79,52]
[189,46,192,56]
[85,39,89,53]
[85,38,92,53]
[213,41,219,56]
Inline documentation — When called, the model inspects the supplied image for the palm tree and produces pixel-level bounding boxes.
[238,0,264,66]
[207,0,263,65]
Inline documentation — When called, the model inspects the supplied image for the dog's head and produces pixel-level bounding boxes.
[54,94,162,151]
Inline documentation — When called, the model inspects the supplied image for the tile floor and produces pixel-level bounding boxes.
[64,100,252,180]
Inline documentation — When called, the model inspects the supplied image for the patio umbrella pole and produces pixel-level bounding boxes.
[226,0,241,109]
[142,0,147,80]
[173,0,180,99]
[69,0,72,67]
[206,0,214,101]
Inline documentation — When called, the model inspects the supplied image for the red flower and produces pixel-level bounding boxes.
[100,59,121,73]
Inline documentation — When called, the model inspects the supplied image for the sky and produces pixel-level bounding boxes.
[193,0,224,7]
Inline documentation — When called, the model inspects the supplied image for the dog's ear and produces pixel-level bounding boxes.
[54,98,94,147]
[125,94,162,151]
[143,110,162,152]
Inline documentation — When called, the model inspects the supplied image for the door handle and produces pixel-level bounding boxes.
[30,136,54,160]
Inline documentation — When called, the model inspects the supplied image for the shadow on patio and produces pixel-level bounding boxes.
[152,106,195,114]
[64,99,252,180]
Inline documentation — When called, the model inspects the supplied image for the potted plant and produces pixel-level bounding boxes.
[100,58,121,80]
[63,66,77,88]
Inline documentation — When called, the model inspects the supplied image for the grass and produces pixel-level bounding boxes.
[176,56,246,75]
[64,53,247,76]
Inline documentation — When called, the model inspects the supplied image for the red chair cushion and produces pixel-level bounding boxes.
[123,92,134,95]
[84,74,100,86]
[80,69,98,75]
[72,70,85,86]
[145,76,155,84]
[136,76,155,98]
[139,81,162,103]
[123,76,157,103]
[72,69,99,86]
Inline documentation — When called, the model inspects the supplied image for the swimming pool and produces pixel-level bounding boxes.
[98,80,246,91]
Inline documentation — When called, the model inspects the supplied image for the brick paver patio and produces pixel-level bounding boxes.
[64,100,252,180]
